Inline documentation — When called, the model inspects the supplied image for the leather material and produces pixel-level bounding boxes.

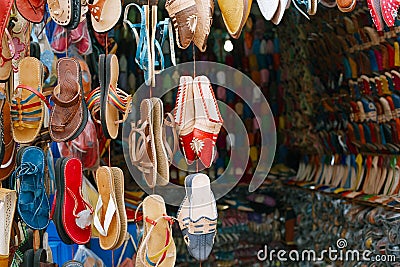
[50,57,87,142]
[15,0,45,23]
[166,0,198,49]
[48,0,72,26]
[193,0,214,52]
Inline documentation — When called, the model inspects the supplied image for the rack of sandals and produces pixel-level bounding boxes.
[2,0,400,266]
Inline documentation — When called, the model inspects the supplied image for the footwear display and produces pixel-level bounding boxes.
[1,0,400,266]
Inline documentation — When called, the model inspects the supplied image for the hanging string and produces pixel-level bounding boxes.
[112,250,115,267]
[105,34,108,55]
[149,0,153,98]
[108,141,111,167]
[65,30,68,57]
[192,44,196,79]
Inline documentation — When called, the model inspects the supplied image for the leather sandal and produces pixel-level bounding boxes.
[136,195,176,267]
[49,57,88,142]
[11,57,50,143]
[130,98,177,188]
[10,146,50,230]
[94,166,121,250]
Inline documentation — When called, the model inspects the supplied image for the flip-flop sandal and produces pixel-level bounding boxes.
[136,195,176,267]
[257,0,279,21]
[174,76,197,165]
[110,167,128,250]
[100,54,132,139]
[165,0,198,49]
[10,146,50,230]
[193,0,214,52]
[184,174,217,261]
[88,0,122,33]
[61,157,93,245]
[192,76,223,168]
[94,166,121,250]
[50,57,88,142]
[0,188,17,259]
[15,0,45,23]
[11,57,50,143]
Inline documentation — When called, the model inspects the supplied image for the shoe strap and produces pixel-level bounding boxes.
[163,112,178,164]
[139,215,174,266]
[13,84,51,110]
[93,193,117,236]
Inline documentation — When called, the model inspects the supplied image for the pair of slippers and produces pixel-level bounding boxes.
[174,75,223,168]
[177,174,218,261]
[49,57,88,143]
[94,166,127,250]
[130,97,177,188]
[135,195,176,267]
[86,54,132,140]
[53,157,93,245]
[10,146,50,230]
[165,0,214,51]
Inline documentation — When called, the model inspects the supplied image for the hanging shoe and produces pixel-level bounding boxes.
[366,0,385,31]
[174,76,197,164]
[192,76,223,168]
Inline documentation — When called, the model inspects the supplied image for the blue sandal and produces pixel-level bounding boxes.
[11,146,50,230]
